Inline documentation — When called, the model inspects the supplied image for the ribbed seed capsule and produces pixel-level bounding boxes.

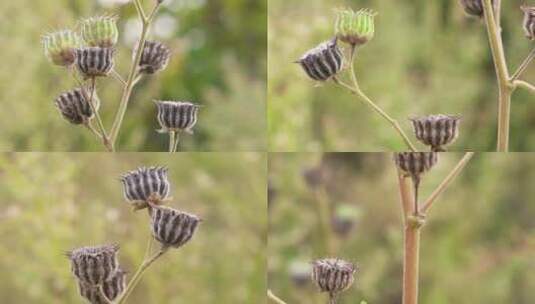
[297,38,344,81]
[394,152,438,178]
[334,8,376,46]
[137,40,171,74]
[522,6,535,40]
[78,269,126,304]
[67,244,120,286]
[410,114,461,152]
[150,205,201,249]
[55,88,100,125]
[155,101,200,134]
[80,15,119,48]
[120,166,171,210]
[311,258,356,296]
[42,30,82,66]
[460,0,495,18]
[75,47,115,79]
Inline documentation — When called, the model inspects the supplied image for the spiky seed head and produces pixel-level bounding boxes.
[311,258,357,295]
[75,47,115,79]
[80,15,119,48]
[394,152,438,178]
[42,30,82,66]
[459,0,496,18]
[297,38,344,81]
[154,101,200,134]
[120,166,171,210]
[150,205,201,249]
[522,5,535,40]
[67,244,120,286]
[410,114,461,152]
[136,40,171,74]
[335,8,376,46]
[78,269,126,304]
[55,87,100,125]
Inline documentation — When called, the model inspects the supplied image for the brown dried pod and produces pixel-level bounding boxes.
[150,205,201,249]
[120,166,171,210]
[460,0,496,18]
[410,114,461,152]
[522,5,535,40]
[75,47,115,79]
[297,38,344,81]
[78,269,126,304]
[137,40,171,74]
[154,101,201,134]
[67,244,120,286]
[55,87,100,125]
[311,258,357,300]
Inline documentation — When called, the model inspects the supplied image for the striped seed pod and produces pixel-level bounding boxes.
[75,47,115,79]
[155,101,200,134]
[120,166,171,210]
[42,30,81,66]
[78,269,126,304]
[137,40,171,74]
[55,87,100,125]
[335,8,376,46]
[67,244,120,286]
[522,6,535,40]
[297,38,344,81]
[150,205,201,249]
[410,114,461,152]
[460,0,495,18]
[311,258,357,296]
[80,15,119,48]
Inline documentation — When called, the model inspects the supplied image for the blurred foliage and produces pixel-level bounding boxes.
[0,152,266,303]
[268,153,535,304]
[268,0,535,151]
[0,0,266,151]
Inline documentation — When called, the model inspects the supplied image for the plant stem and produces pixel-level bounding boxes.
[513,80,535,95]
[115,247,168,304]
[109,1,160,147]
[421,152,474,214]
[482,0,512,152]
[111,68,127,86]
[267,290,288,304]
[402,223,421,304]
[169,131,176,153]
[397,172,413,221]
[511,47,535,81]
[173,132,180,152]
[88,78,113,152]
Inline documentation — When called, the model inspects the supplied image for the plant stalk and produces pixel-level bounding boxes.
[511,47,535,81]
[402,223,421,304]
[169,131,176,153]
[267,290,288,304]
[513,80,535,95]
[88,77,113,151]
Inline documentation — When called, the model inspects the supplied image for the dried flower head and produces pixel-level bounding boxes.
[55,87,100,125]
[42,30,82,66]
[460,0,495,18]
[150,205,201,249]
[75,47,115,79]
[137,40,171,74]
[120,166,171,210]
[297,38,344,81]
[394,152,438,179]
[311,258,357,297]
[522,5,535,40]
[154,101,200,134]
[335,8,376,46]
[410,114,461,152]
[67,244,120,286]
[78,269,126,303]
[80,15,119,48]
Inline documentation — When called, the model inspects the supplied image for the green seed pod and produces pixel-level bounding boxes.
[80,16,119,48]
[522,5,535,40]
[42,30,82,66]
[334,8,376,46]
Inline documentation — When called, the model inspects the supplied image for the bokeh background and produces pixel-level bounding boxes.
[268,0,535,151]
[268,153,535,304]
[0,0,266,151]
[0,152,266,303]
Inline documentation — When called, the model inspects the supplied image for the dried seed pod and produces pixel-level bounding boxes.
[78,269,126,304]
[335,8,376,46]
[80,15,119,48]
[42,30,82,66]
[67,244,120,286]
[297,38,344,81]
[154,101,200,134]
[75,47,115,79]
[522,5,535,40]
[120,166,171,210]
[150,205,201,249]
[311,258,357,297]
[410,114,461,152]
[137,40,171,74]
[55,87,100,125]
[460,0,495,18]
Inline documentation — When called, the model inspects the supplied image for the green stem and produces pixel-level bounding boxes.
[510,47,535,81]
[173,132,180,152]
[169,131,176,153]
[513,80,535,95]
[87,78,113,152]
[267,290,288,304]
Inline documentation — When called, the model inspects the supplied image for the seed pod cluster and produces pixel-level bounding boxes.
[120,166,171,210]
[137,40,171,74]
[75,47,115,79]
[155,101,200,134]
[150,205,201,249]
[460,0,495,18]
[78,269,126,304]
[55,87,100,125]
[297,38,344,81]
[311,258,357,296]
[42,30,82,67]
[67,244,120,286]
[522,5,535,40]
[410,114,461,152]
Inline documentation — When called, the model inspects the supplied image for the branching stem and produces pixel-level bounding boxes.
[511,47,535,81]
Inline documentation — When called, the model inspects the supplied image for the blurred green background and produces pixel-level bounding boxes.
[0,0,266,151]
[268,0,535,151]
[268,153,535,304]
[0,152,266,303]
